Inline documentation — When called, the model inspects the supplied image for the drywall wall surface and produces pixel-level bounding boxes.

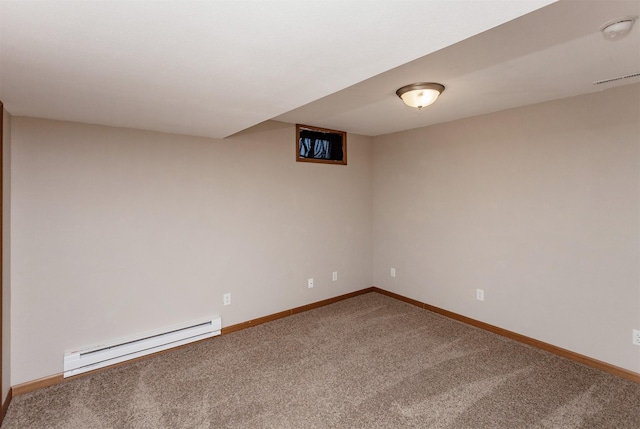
[10,119,372,384]
[2,107,11,400]
[373,84,640,372]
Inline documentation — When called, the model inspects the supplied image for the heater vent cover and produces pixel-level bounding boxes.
[63,316,221,377]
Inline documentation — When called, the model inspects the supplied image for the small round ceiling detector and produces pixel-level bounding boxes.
[600,16,637,41]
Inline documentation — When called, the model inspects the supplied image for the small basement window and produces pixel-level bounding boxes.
[296,124,347,165]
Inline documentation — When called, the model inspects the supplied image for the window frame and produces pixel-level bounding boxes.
[296,124,347,165]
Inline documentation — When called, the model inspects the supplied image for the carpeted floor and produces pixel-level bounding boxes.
[2,292,639,428]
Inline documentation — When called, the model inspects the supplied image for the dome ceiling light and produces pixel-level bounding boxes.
[396,83,445,110]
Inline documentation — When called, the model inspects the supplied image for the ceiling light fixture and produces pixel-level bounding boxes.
[396,82,445,109]
[600,16,637,41]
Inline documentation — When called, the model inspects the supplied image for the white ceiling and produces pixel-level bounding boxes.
[277,0,640,136]
[1,1,638,140]
[0,0,555,139]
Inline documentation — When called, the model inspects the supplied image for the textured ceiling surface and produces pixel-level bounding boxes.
[277,0,640,136]
[0,0,557,138]
[2,1,639,139]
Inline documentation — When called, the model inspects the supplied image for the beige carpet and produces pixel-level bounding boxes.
[3,292,639,428]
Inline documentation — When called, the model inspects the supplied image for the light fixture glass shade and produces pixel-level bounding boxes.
[396,83,445,109]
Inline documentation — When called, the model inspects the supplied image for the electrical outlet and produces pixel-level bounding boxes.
[223,293,231,306]
[332,271,338,281]
[308,278,314,289]
[476,289,484,301]
[633,329,640,346]
[390,268,396,278]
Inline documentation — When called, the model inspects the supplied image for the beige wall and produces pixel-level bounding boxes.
[373,84,640,373]
[10,119,373,384]
[2,108,11,400]
[7,83,640,385]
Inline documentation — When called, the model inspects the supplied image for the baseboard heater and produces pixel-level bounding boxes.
[63,316,221,378]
